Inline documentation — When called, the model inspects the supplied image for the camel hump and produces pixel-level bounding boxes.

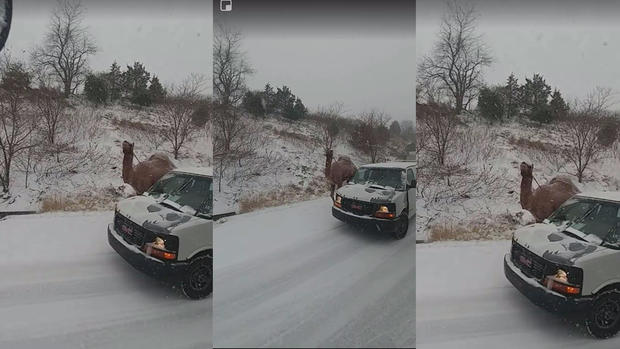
[549,175,579,191]
[337,155,352,163]
[149,152,171,162]
[146,153,176,169]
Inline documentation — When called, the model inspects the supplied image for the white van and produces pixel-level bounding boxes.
[332,161,416,239]
[505,191,620,338]
[108,167,213,299]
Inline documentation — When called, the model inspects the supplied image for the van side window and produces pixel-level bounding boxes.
[407,168,414,186]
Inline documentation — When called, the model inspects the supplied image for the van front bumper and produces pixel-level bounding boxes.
[108,223,188,282]
[504,253,592,314]
[332,206,399,232]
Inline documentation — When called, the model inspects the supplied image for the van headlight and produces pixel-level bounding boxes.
[374,204,396,219]
[144,235,179,261]
[334,195,342,208]
[543,267,583,296]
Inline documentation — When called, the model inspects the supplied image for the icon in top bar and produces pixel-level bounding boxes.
[220,0,232,12]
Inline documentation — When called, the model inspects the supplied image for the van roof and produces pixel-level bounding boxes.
[360,161,415,170]
[172,166,213,177]
[576,191,620,202]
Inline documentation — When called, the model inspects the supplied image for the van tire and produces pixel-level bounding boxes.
[393,213,408,240]
[586,289,620,338]
[181,255,212,300]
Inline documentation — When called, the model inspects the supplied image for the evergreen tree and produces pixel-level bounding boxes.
[288,97,307,120]
[478,86,505,123]
[123,62,150,92]
[503,73,520,119]
[130,88,152,107]
[521,74,551,122]
[389,120,402,137]
[242,90,266,117]
[107,62,123,101]
[263,83,276,114]
[0,63,31,91]
[123,62,151,105]
[275,86,295,115]
[148,75,166,104]
[549,89,569,121]
[84,73,109,105]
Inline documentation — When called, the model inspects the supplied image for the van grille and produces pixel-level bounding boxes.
[341,198,375,216]
[511,241,548,280]
[114,212,147,247]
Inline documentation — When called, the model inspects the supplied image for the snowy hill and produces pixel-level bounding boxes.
[214,115,412,214]
[416,120,620,242]
[0,99,212,212]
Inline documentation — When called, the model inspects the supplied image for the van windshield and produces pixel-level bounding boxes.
[147,172,212,216]
[548,197,620,247]
[350,167,406,191]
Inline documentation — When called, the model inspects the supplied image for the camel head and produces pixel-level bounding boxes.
[520,162,533,178]
[122,141,134,155]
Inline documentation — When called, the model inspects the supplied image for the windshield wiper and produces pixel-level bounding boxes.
[159,199,183,213]
[560,229,588,242]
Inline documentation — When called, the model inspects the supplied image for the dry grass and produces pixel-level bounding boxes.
[239,176,329,213]
[428,219,515,242]
[111,118,157,132]
[40,186,125,212]
[508,135,554,152]
[273,128,314,143]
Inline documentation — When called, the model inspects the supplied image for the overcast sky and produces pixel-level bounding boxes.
[8,0,211,89]
[215,0,415,123]
[417,0,620,108]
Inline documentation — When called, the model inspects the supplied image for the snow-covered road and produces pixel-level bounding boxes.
[417,240,620,349]
[213,197,415,348]
[0,212,211,349]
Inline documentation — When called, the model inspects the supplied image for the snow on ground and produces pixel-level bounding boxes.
[417,121,620,242]
[213,197,415,348]
[0,100,211,212]
[417,240,620,349]
[0,212,211,348]
[214,115,408,214]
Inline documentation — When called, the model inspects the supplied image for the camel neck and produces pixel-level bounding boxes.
[325,151,333,177]
[122,153,133,183]
[520,176,533,209]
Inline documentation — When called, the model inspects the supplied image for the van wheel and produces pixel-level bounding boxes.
[586,289,620,338]
[181,255,212,300]
[393,213,408,240]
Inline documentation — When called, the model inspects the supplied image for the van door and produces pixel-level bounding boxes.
[406,168,415,218]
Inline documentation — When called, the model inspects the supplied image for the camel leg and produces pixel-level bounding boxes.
[330,184,335,202]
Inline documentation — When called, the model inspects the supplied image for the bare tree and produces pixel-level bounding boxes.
[213,25,253,106]
[213,103,243,157]
[34,107,111,184]
[350,110,390,163]
[0,69,37,192]
[31,0,97,97]
[159,98,196,159]
[418,0,492,114]
[34,87,66,160]
[560,88,614,183]
[314,102,345,173]
[156,75,207,159]
[417,102,458,166]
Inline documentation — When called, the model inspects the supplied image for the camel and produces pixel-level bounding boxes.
[122,141,175,195]
[326,153,357,201]
[519,162,580,223]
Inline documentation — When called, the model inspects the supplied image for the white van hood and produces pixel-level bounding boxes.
[116,195,198,235]
[336,183,399,204]
[513,223,601,265]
